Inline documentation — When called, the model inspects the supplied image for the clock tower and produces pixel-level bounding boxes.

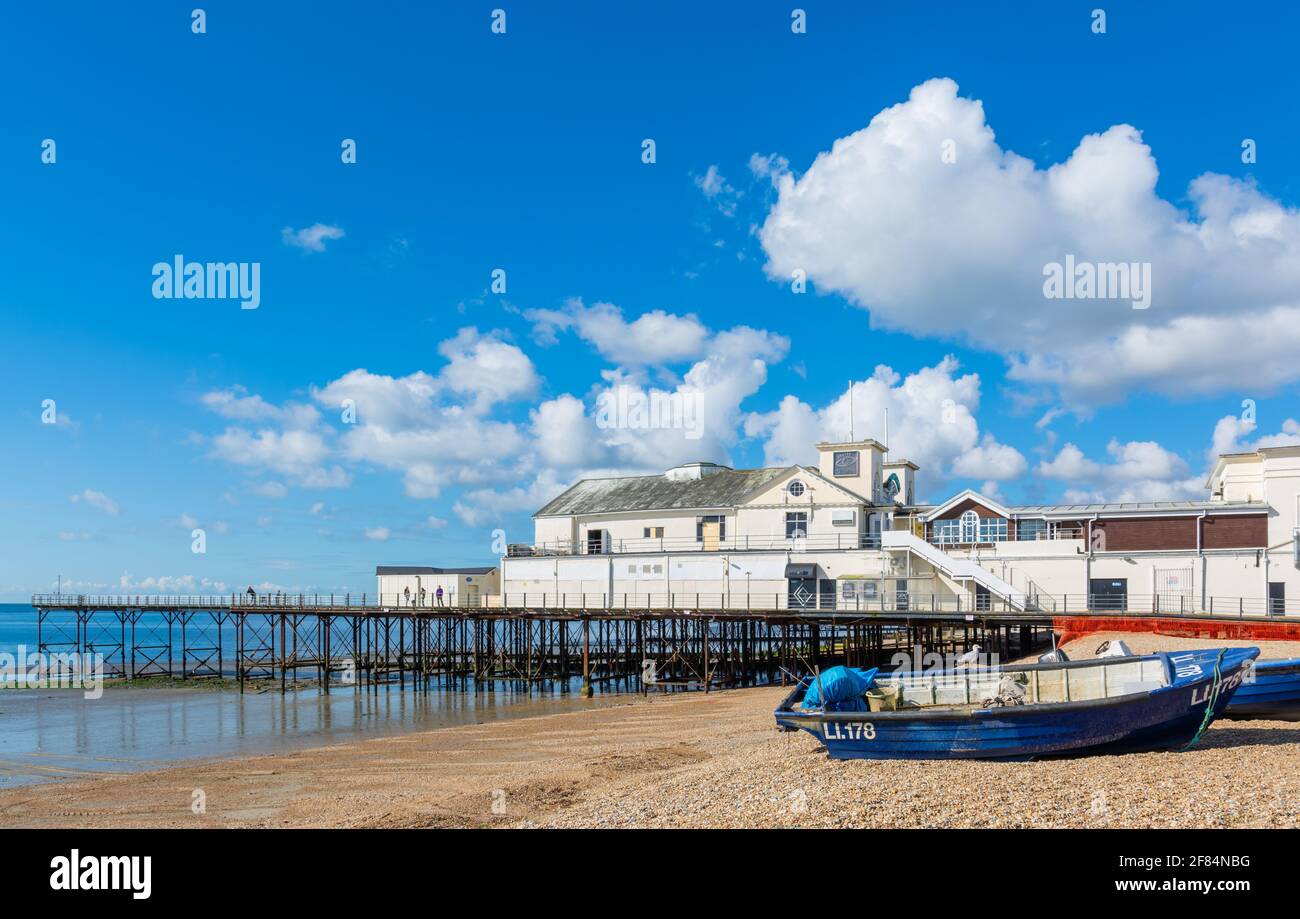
[815,439,887,503]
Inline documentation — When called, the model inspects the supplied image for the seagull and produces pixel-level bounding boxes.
[955,644,982,667]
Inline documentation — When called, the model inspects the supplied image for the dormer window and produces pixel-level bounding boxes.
[787,480,806,498]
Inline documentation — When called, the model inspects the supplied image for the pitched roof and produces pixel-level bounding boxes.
[375,566,496,575]
[534,466,792,517]
[922,489,1013,522]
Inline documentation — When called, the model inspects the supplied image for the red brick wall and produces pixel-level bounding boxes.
[944,498,1004,519]
[1091,517,1197,551]
[1089,513,1268,551]
[1201,514,1268,549]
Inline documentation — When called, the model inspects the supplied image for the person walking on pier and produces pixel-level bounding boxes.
[435,585,444,607]
[419,585,427,607]
[403,585,411,607]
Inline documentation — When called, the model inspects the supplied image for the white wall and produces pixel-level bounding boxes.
[376,571,500,607]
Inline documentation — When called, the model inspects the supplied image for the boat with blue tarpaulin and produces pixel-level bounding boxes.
[774,647,1257,760]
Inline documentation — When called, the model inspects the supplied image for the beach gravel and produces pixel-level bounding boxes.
[0,633,1297,829]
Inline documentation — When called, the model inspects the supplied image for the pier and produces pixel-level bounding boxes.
[33,593,1293,696]
[29,593,1058,695]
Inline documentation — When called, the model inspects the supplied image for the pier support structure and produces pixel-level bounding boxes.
[30,596,1054,696]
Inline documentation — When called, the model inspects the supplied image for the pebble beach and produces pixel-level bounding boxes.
[0,632,1296,829]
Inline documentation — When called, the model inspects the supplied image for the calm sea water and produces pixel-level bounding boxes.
[0,604,38,657]
[0,603,628,789]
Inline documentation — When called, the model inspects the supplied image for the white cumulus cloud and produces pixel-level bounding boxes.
[282,223,345,252]
[758,77,1300,407]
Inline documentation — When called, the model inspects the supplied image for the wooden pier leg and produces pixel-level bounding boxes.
[279,613,287,693]
[581,616,592,698]
[321,614,330,691]
[236,614,244,693]
[703,618,710,694]
[351,615,360,691]
[636,617,645,695]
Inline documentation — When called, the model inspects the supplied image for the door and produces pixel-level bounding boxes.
[1089,578,1128,612]
[975,583,991,612]
[1269,582,1286,616]
[818,579,836,611]
[466,584,480,608]
[895,579,909,612]
[586,529,607,554]
[788,577,816,610]
[702,519,720,552]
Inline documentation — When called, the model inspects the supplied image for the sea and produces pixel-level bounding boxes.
[0,603,627,789]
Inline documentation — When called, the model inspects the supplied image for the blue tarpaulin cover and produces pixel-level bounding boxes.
[801,666,879,712]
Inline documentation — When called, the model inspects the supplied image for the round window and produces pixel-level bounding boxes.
[788,480,806,497]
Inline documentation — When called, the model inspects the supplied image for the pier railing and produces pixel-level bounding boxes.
[508,532,884,556]
[29,591,1300,617]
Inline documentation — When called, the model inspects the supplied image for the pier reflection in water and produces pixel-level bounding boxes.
[0,679,628,789]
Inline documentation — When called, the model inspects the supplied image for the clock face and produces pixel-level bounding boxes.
[833,451,859,477]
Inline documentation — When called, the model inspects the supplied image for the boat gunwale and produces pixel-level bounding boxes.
[1251,657,1300,674]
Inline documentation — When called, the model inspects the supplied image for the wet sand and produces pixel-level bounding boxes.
[0,681,629,790]
[1,678,1298,828]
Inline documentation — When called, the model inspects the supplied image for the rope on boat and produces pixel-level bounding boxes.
[1180,648,1227,752]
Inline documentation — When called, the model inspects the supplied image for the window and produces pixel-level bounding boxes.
[695,515,725,541]
[1017,518,1047,541]
[933,519,961,544]
[787,480,806,497]
[933,512,1008,543]
[786,512,808,539]
[840,581,877,602]
[643,526,664,538]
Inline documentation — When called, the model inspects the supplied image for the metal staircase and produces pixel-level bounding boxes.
[880,531,1029,611]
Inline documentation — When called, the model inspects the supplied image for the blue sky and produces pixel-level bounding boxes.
[4,1,1299,599]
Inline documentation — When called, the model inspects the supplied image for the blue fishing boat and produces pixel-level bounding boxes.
[774,647,1258,760]
[1225,658,1300,720]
